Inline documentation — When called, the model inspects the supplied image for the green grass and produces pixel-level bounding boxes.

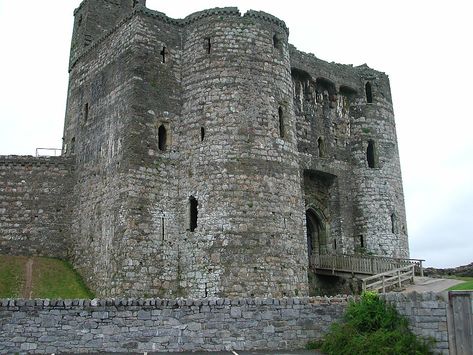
[0,255,27,298]
[0,255,94,298]
[32,258,94,298]
[446,276,473,291]
[448,277,473,291]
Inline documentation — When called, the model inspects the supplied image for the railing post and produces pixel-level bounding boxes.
[382,275,385,293]
[419,260,423,277]
[371,257,375,274]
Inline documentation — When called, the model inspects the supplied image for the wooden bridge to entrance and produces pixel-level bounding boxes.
[311,254,425,292]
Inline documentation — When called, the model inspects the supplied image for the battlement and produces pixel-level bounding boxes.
[70,3,290,71]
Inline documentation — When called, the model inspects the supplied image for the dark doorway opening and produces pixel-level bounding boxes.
[365,82,373,103]
[306,209,324,261]
[158,124,167,151]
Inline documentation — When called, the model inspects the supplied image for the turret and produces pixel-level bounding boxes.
[70,0,146,68]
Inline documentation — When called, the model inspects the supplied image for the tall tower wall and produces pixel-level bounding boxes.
[177,9,308,297]
[63,12,142,294]
[350,71,409,258]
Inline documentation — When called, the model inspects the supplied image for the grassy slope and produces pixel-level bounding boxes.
[448,276,473,291]
[0,255,27,298]
[0,255,94,298]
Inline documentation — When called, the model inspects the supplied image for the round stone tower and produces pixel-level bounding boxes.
[177,9,308,297]
[349,68,409,258]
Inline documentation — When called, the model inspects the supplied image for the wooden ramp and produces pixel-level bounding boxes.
[311,254,425,292]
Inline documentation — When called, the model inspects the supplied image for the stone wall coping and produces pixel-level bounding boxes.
[0,155,71,166]
[182,7,241,25]
[0,296,354,309]
[243,10,289,34]
[381,291,448,302]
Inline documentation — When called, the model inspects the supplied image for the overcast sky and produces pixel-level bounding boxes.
[0,0,471,268]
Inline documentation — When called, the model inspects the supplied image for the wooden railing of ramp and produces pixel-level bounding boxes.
[361,265,415,292]
[311,254,424,277]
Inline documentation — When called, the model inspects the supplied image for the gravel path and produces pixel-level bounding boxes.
[403,276,463,294]
[21,257,34,299]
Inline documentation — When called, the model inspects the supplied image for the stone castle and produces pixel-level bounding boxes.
[0,0,408,298]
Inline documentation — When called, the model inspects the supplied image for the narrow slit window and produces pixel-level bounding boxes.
[158,124,167,151]
[70,137,76,154]
[318,137,325,157]
[359,235,364,248]
[204,38,211,54]
[365,82,373,103]
[273,34,280,49]
[278,106,285,138]
[189,196,198,232]
[367,140,377,168]
[333,239,337,250]
[200,127,205,141]
[391,213,396,234]
[84,103,89,123]
[161,217,165,241]
[160,46,167,64]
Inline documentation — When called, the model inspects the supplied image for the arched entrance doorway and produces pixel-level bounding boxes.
[306,208,326,262]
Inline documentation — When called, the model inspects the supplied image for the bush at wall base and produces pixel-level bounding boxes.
[316,292,434,355]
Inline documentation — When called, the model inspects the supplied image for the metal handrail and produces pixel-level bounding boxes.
[35,148,63,157]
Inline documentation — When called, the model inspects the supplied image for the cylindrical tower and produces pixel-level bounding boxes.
[177,9,308,297]
[350,68,409,258]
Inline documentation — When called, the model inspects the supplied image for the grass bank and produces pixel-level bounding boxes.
[0,255,94,299]
[448,277,473,291]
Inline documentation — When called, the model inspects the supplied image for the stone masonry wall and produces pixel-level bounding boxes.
[0,293,452,354]
[290,48,409,259]
[55,0,409,298]
[0,296,348,354]
[382,292,449,355]
[177,9,307,298]
[0,156,72,258]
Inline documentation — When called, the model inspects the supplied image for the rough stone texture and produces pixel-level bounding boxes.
[0,293,453,354]
[0,0,409,298]
[382,292,450,354]
[0,296,348,354]
[0,156,72,258]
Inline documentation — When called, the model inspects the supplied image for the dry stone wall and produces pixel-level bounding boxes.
[382,292,449,355]
[0,296,348,354]
[0,293,455,354]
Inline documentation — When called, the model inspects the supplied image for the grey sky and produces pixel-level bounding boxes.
[0,0,471,267]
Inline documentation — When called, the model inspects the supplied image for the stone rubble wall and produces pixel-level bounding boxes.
[0,156,72,258]
[0,293,452,354]
[382,292,449,355]
[0,296,348,354]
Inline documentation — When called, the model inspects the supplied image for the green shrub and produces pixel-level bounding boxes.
[320,292,434,355]
[305,339,324,350]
